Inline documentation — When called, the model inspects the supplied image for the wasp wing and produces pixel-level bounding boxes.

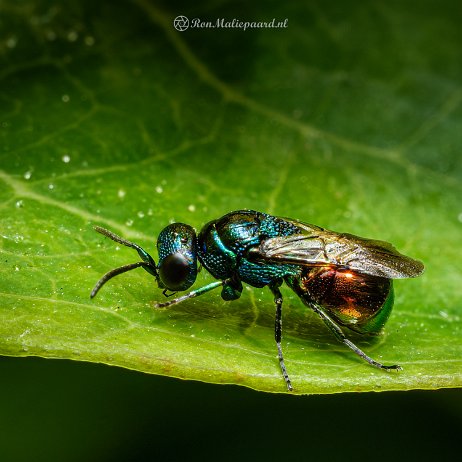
[248,220,424,279]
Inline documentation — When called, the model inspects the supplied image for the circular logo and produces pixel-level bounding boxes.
[173,15,189,32]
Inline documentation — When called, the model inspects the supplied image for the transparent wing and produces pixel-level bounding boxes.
[248,220,424,279]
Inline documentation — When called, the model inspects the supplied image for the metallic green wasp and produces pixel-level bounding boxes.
[92,210,424,391]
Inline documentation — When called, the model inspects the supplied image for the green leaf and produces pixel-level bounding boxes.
[1,0,461,394]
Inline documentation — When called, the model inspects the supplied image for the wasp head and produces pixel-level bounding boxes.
[157,223,198,291]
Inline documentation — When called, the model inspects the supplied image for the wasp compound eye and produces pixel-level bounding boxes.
[157,223,198,291]
[159,253,192,291]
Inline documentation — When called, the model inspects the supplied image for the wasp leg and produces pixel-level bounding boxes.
[155,279,230,308]
[221,275,243,301]
[269,281,293,391]
[310,303,402,371]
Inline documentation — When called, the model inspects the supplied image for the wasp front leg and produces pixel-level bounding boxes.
[155,280,229,308]
[269,280,293,391]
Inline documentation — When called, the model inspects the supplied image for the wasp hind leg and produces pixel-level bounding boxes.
[269,280,293,392]
[311,303,402,371]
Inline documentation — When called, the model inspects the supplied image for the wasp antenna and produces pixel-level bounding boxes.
[90,261,153,298]
[94,226,138,249]
[94,226,159,279]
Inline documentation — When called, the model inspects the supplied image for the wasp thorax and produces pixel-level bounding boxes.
[157,223,198,291]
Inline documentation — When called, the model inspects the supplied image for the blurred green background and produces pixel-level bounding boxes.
[1,0,461,459]
[1,356,461,462]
